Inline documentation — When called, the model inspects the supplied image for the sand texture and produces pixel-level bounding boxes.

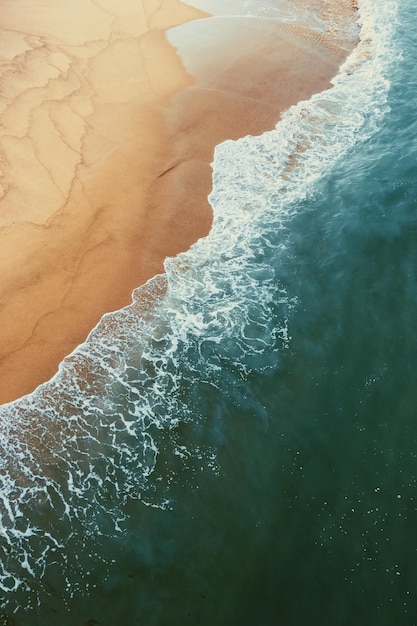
[0,0,358,404]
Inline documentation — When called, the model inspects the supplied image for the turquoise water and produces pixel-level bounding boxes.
[2,0,417,623]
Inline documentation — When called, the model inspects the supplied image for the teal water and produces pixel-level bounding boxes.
[2,0,417,624]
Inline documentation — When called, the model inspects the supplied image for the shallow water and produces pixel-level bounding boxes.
[2,0,417,623]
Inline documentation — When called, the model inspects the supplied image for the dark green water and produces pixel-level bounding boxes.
[2,0,417,623]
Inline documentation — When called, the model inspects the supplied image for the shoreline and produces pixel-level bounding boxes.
[0,0,358,405]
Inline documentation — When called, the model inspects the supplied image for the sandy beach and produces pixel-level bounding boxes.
[0,0,358,404]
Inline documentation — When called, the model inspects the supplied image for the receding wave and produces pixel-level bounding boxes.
[0,0,397,610]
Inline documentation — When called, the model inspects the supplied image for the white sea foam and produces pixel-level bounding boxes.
[0,0,398,609]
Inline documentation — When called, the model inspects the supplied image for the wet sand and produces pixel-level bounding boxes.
[0,0,358,404]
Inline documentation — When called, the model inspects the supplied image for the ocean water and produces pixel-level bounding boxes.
[1,0,416,624]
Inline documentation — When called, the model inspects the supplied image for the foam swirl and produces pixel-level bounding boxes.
[0,0,397,610]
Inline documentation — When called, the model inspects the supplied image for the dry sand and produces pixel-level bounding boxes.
[0,0,358,404]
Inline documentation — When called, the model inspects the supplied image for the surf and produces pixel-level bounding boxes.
[0,0,397,611]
